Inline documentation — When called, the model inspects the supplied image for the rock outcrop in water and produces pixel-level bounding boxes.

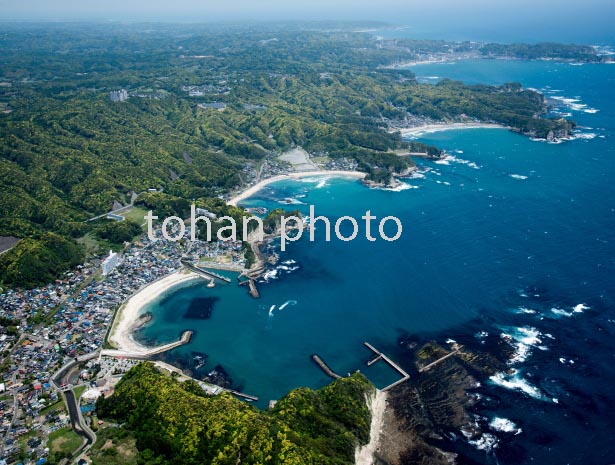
[372,341,507,465]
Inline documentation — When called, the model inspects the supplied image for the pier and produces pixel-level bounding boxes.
[227,389,259,402]
[181,260,232,283]
[102,331,193,359]
[311,354,342,379]
[418,344,463,373]
[364,342,410,391]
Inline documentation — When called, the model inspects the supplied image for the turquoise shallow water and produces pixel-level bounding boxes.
[138,60,615,463]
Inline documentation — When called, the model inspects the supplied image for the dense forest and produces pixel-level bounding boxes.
[0,22,578,288]
[95,363,373,465]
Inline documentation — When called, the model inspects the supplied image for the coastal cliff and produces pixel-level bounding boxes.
[92,339,511,465]
[95,363,374,465]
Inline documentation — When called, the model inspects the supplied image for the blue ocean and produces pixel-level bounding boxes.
[137,59,615,463]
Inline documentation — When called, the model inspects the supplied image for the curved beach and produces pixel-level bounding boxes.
[108,271,203,353]
[227,170,365,206]
[397,122,506,137]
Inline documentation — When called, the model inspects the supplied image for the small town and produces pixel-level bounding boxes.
[0,224,247,465]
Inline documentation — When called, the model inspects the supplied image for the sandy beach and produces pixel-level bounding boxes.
[227,170,366,206]
[383,58,457,68]
[397,122,506,137]
[108,270,204,352]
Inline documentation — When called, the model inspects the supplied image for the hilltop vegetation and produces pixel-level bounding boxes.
[0,232,85,288]
[0,22,576,287]
[95,363,373,465]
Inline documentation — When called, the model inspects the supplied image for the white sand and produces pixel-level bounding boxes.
[396,122,506,137]
[355,389,388,465]
[108,271,203,352]
[227,170,366,206]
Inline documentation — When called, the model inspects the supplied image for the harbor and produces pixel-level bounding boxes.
[181,260,232,283]
[363,342,411,391]
[102,330,193,359]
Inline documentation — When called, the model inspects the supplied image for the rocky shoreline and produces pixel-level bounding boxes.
[368,338,511,465]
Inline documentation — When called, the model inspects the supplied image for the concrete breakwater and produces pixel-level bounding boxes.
[102,330,193,359]
[311,354,342,379]
[181,260,232,283]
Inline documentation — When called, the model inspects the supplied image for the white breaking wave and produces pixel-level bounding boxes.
[551,307,574,318]
[573,303,590,313]
[517,307,537,314]
[572,132,597,140]
[468,433,499,452]
[277,265,299,272]
[489,370,544,400]
[500,326,543,364]
[268,305,276,317]
[297,176,330,188]
[490,417,522,435]
[509,174,528,180]
[278,300,297,311]
[435,154,480,169]
[278,197,306,205]
[261,269,278,282]
[371,182,418,192]
[406,170,426,179]
[550,303,589,318]
[549,95,599,114]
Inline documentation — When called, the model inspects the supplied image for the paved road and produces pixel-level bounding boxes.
[51,353,99,460]
[64,389,96,447]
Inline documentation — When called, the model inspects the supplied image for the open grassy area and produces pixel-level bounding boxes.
[73,384,87,399]
[41,398,65,415]
[89,427,139,465]
[47,427,83,463]
[121,207,149,226]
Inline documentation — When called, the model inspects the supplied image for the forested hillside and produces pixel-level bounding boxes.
[0,22,575,287]
[95,363,373,465]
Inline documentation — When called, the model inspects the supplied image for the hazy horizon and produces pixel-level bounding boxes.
[0,0,614,43]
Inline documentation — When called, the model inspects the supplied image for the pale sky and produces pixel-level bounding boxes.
[1,0,614,43]
[0,0,612,21]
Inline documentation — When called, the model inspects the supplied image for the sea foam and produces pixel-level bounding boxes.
[489,371,544,400]
[489,417,522,435]
[468,433,499,452]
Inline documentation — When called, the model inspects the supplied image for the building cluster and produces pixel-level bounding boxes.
[181,83,231,97]
[109,89,128,102]
[0,221,256,461]
[101,250,120,276]
[322,157,359,172]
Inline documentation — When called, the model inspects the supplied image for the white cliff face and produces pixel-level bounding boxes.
[355,389,388,465]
